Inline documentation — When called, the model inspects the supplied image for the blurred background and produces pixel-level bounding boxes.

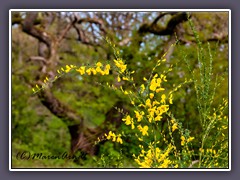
[11,11,229,168]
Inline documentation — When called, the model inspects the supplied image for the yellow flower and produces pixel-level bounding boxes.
[157,105,169,114]
[91,68,97,75]
[181,136,185,146]
[104,131,123,144]
[105,131,113,140]
[149,93,154,99]
[145,98,151,108]
[213,149,216,155]
[161,74,167,82]
[99,64,110,75]
[137,125,149,136]
[65,65,72,73]
[156,88,165,93]
[161,94,166,104]
[150,80,158,91]
[155,115,162,121]
[117,76,121,82]
[122,115,132,125]
[105,64,111,70]
[199,148,204,153]
[169,94,173,104]
[222,125,227,130]
[156,78,162,85]
[131,123,135,130]
[149,75,163,92]
[86,68,92,75]
[77,66,86,75]
[103,69,109,75]
[153,100,160,106]
[160,159,171,168]
[96,62,102,67]
[124,91,129,95]
[96,66,102,73]
[140,84,145,94]
[114,59,127,73]
[172,123,178,132]
[187,136,195,143]
[134,110,144,122]
[122,115,134,129]
[122,77,129,81]
[116,135,123,144]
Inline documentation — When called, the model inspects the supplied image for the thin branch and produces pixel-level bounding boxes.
[76,17,107,33]
[188,160,200,168]
[57,16,77,43]
[27,56,47,64]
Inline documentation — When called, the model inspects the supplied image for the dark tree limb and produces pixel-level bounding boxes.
[69,101,128,155]
[22,12,52,48]
[37,89,83,126]
[138,12,188,35]
[151,12,178,25]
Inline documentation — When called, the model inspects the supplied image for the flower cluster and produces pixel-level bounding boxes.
[32,64,77,93]
[104,131,123,144]
[133,143,173,168]
[180,135,195,146]
[117,68,179,167]
[76,62,111,76]
[113,58,127,73]
[170,119,178,132]
[32,62,111,94]
[149,74,166,92]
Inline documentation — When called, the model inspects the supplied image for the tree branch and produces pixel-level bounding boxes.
[37,88,84,126]
[27,56,47,64]
[76,17,107,33]
[151,12,177,25]
[139,12,188,35]
[22,12,52,47]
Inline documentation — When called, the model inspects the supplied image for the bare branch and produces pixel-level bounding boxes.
[76,17,107,33]
[27,56,47,64]
[189,160,199,168]
[57,15,77,43]
[119,37,131,46]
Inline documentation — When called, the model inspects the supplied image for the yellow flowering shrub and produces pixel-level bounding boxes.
[32,36,228,169]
